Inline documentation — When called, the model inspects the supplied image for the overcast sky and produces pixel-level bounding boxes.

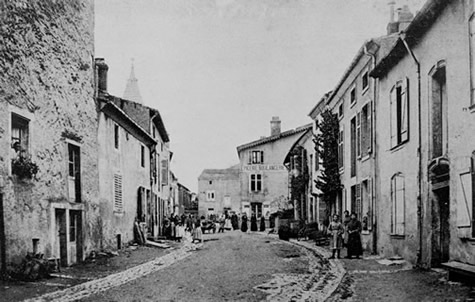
[95,0,425,192]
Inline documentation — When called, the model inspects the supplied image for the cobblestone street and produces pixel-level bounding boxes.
[2,231,475,301]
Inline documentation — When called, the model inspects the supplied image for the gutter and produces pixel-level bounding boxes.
[401,35,423,267]
[364,43,378,254]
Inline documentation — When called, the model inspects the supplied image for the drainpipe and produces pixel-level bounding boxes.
[364,43,378,254]
[401,35,423,266]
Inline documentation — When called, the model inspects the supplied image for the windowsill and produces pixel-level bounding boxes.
[460,237,475,244]
[469,103,475,113]
[361,86,369,95]
[361,154,371,162]
[339,168,344,174]
[339,115,344,121]
[361,230,370,235]
[113,210,124,215]
[350,101,356,109]
[390,234,405,239]
[389,141,409,153]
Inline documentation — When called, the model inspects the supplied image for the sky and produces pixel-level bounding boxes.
[95,0,425,192]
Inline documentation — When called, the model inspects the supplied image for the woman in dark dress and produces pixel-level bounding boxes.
[231,213,239,230]
[346,212,363,259]
[250,214,258,231]
[260,215,266,232]
[241,214,248,232]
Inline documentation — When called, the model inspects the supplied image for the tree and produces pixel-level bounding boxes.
[314,109,341,220]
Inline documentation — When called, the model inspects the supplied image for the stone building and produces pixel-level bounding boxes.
[96,59,156,249]
[178,183,192,216]
[197,165,240,218]
[308,6,401,253]
[236,117,312,218]
[0,1,98,268]
[108,69,171,238]
[370,0,475,268]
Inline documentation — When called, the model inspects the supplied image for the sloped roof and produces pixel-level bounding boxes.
[325,34,399,105]
[371,0,450,78]
[198,165,240,180]
[236,124,313,153]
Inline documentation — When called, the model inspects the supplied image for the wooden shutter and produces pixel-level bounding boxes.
[248,151,252,164]
[400,78,409,142]
[457,170,472,228]
[114,174,123,212]
[390,87,397,148]
[260,151,264,164]
[368,178,373,230]
[395,176,405,235]
[368,102,373,153]
[356,112,361,158]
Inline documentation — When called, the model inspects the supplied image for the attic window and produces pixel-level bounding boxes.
[350,85,357,106]
[362,71,369,93]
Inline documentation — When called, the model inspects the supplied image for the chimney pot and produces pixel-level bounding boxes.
[270,116,281,136]
[95,58,109,93]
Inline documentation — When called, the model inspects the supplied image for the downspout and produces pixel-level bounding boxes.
[401,35,423,266]
[364,43,378,254]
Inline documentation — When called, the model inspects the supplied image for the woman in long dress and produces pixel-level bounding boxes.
[328,214,344,259]
[346,212,363,259]
[192,219,203,244]
[241,214,248,232]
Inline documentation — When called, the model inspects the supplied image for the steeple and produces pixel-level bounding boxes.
[123,59,143,104]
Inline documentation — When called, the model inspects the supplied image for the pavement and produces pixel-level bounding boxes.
[1,231,475,301]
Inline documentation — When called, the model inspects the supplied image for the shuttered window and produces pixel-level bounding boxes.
[114,174,123,212]
[390,79,409,148]
[391,174,405,235]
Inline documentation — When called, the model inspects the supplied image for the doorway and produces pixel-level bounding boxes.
[250,203,262,218]
[55,209,67,267]
[431,186,450,266]
[68,210,83,265]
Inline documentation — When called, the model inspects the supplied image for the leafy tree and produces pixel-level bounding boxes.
[314,109,341,219]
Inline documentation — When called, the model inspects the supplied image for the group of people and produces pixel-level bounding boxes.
[163,214,205,244]
[327,211,363,259]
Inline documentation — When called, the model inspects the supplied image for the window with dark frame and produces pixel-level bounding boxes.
[338,128,344,170]
[338,102,344,118]
[431,66,446,159]
[250,174,262,192]
[140,145,145,168]
[114,124,119,149]
[249,150,264,164]
[68,144,81,203]
[362,71,369,92]
[361,103,372,157]
[390,79,409,148]
[11,113,29,157]
[350,117,356,177]
[350,86,356,105]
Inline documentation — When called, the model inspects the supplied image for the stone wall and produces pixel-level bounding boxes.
[0,0,98,264]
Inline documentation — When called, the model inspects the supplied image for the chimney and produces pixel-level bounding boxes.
[397,5,414,32]
[95,58,109,93]
[270,116,281,136]
[386,0,399,35]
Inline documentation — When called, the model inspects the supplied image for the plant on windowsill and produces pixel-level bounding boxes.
[12,155,39,180]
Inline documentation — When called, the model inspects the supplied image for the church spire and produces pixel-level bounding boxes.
[123,59,143,104]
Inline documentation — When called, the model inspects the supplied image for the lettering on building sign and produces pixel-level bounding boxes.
[242,164,286,171]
